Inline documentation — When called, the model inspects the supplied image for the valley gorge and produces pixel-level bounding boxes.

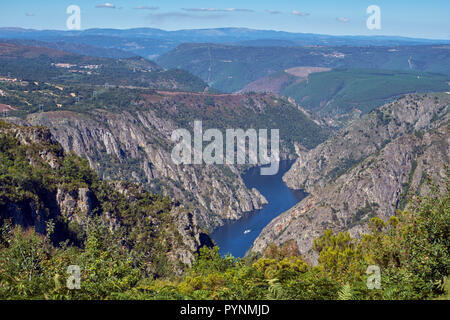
[7,90,327,232]
[5,90,448,265]
[1,22,449,301]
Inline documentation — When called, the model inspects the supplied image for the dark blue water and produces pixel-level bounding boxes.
[210,160,307,257]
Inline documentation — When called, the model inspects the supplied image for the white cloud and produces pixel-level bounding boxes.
[25,13,35,17]
[267,10,282,15]
[134,6,159,10]
[147,12,226,24]
[337,17,350,23]
[226,8,254,12]
[182,8,253,13]
[292,10,309,17]
[95,3,116,9]
[182,8,218,12]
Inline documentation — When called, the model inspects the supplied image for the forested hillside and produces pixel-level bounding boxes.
[240,68,450,116]
[157,44,450,93]
[0,42,208,92]
[281,69,449,114]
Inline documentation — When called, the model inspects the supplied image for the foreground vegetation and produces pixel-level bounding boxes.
[1,178,448,299]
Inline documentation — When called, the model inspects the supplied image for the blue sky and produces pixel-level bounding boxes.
[1,0,449,39]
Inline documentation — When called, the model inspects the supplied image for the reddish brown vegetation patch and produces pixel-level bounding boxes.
[0,103,15,112]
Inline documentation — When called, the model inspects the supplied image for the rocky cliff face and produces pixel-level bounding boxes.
[0,121,209,273]
[284,94,449,192]
[25,107,268,232]
[253,94,449,262]
[5,83,329,233]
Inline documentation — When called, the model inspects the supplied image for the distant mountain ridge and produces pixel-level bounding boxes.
[6,39,135,59]
[2,27,449,43]
[1,27,449,60]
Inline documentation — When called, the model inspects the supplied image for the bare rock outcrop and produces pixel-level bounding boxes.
[253,94,449,263]
[26,109,268,231]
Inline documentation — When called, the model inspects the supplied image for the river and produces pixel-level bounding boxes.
[210,160,307,258]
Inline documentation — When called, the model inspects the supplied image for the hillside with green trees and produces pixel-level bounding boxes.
[0,41,208,92]
[157,43,450,93]
[281,69,450,114]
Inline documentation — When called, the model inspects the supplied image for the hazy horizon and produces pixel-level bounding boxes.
[1,1,449,40]
[1,26,449,42]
